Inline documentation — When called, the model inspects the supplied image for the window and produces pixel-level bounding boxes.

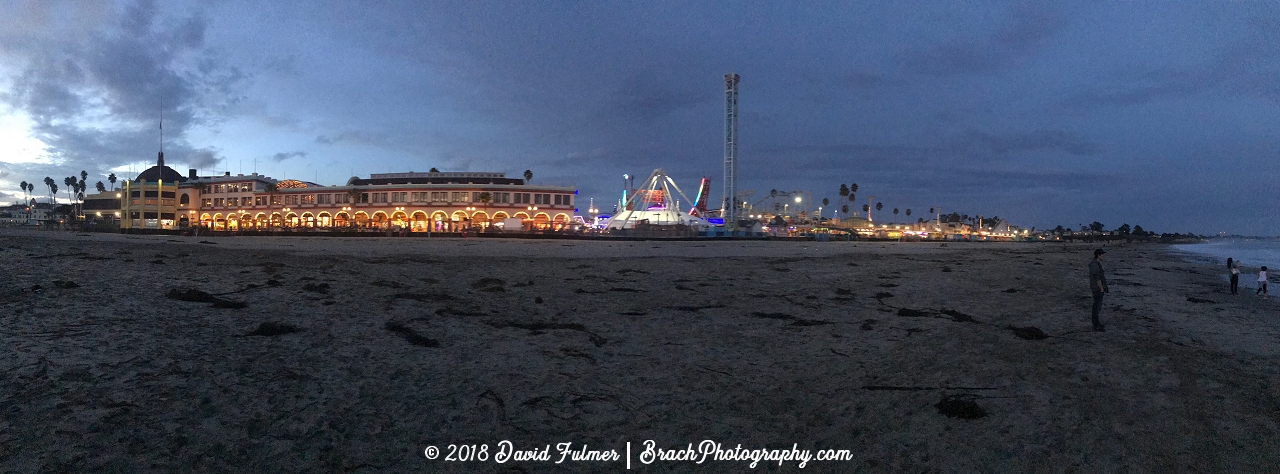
[497,192,510,203]
[202,199,212,207]
[451,192,468,202]
[411,192,420,202]
[227,197,238,207]
[317,194,332,204]
[360,193,368,203]
[241,183,251,192]
[392,192,407,202]
[255,197,266,205]
[214,198,224,207]
[514,193,531,204]
[534,194,552,205]
[180,194,190,206]
[301,194,315,204]
[430,192,446,202]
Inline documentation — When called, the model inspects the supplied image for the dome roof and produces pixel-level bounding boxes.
[133,151,188,183]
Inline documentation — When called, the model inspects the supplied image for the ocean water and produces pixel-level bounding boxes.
[1171,240,1280,273]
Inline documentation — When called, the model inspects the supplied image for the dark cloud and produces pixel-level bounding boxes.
[898,4,1070,76]
[1,0,245,177]
[271,151,306,162]
[952,129,1100,156]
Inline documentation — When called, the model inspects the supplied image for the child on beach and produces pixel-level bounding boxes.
[1257,266,1269,297]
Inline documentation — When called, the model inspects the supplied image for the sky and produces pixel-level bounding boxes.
[0,0,1277,235]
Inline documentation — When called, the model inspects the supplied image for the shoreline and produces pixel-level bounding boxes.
[2,229,1278,472]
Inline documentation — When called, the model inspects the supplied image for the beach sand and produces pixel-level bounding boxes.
[2,229,1278,472]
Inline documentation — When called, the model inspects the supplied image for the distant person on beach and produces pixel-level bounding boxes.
[1089,249,1109,332]
[1257,266,1269,297]
[1228,258,1240,295]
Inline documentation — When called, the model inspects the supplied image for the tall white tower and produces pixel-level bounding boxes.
[722,73,740,224]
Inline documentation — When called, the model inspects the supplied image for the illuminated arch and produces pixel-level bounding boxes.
[318,212,332,227]
[254,213,268,229]
[301,212,315,228]
[391,211,408,226]
[492,211,509,221]
[334,212,349,227]
[354,211,369,227]
[513,212,530,220]
[226,213,239,231]
[411,211,428,232]
[533,212,551,230]
[451,210,468,222]
[285,212,299,227]
[471,211,489,221]
[553,213,570,223]
[200,213,212,227]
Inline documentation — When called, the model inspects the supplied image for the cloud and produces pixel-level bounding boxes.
[187,148,221,169]
[270,151,306,162]
[898,4,1070,76]
[0,0,246,176]
[952,129,1100,156]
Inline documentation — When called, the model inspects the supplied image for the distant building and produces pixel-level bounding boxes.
[114,149,578,232]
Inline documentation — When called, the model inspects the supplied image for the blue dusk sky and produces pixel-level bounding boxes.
[1,1,1277,234]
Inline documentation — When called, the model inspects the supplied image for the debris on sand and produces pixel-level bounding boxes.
[897,308,932,317]
[616,269,649,275]
[371,279,404,288]
[874,292,895,299]
[608,287,644,292]
[878,283,899,288]
[835,288,853,295]
[935,394,987,419]
[791,319,834,327]
[392,292,453,302]
[861,319,877,330]
[53,280,79,289]
[266,279,282,287]
[165,288,247,309]
[470,278,506,290]
[941,266,953,272]
[535,296,544,304]
[940,309,977,323]
[751,312,794,320]
[150,259,165,265]
[246,322,300,336]
[385,320,439,347]
[302,282,330,294]
[560,347,596,363]
[198,241,217,244]
[1186,296,1216,304]
[486,320,606,347]
[1003,288,1019,293]
[1006,325,1048,340]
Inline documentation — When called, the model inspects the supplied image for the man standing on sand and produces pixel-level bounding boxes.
[1089,249,1109,332]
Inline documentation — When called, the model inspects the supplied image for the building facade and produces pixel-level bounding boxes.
[183,171,576,232]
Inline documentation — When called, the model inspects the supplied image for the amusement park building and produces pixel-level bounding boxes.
[121,155,576,231]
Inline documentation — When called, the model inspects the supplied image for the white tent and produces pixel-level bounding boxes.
[606,168,710,231]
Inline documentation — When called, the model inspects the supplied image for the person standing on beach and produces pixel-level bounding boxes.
[1089,249,1109,332]
[1228,258,1240,295]
[1257,266,1269,297]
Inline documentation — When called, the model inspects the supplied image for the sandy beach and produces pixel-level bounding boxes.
[2,229,1278,472]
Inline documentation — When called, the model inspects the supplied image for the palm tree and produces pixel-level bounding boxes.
[862,204,869,213]
[266,182,281,205]
[64,176,76,204]
[875,202,883,212]
[44,177,56,204]
[893,208,899,220]
[19,181,28,203]
[850,183,858,194]
[838,184,849,198]
[108,173,117,191]
[345,187,360,206]
[905,209,911,218]
[523,169,533,183]
[96,181,106,193]
[822,197,829,207]
[841,204,849,215]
